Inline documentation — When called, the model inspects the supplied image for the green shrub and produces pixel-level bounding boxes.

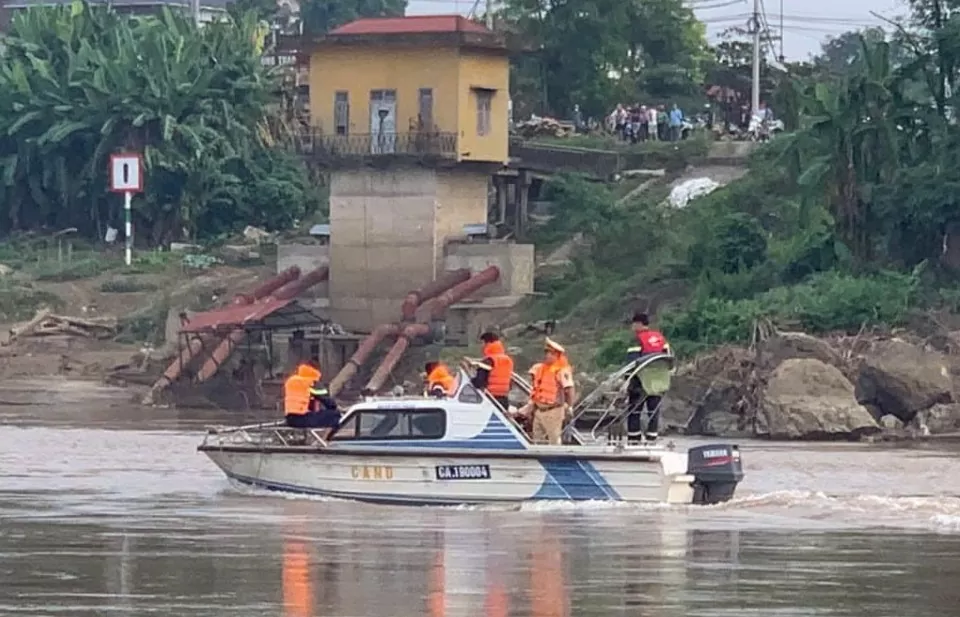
[99,278,159,293]
[32,258,112,282]
[0,281,64,321]
[661,270,921,358]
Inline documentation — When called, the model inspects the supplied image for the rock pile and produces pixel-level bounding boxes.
[663,331,960,440]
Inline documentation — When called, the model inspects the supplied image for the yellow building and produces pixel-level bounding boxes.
[297,15,516,333]
[306,14,509,165]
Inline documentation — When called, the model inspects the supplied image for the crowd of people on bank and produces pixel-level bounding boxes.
[604,103,693,143]
[281,312,673,446]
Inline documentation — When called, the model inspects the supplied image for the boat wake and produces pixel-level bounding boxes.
[716,489,960,532]
[224,480,960,533]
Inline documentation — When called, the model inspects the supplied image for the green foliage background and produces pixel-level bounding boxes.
[532,0,960,367]
[0,2,323,245]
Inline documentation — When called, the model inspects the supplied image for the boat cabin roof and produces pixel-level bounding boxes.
[328,368,531,450]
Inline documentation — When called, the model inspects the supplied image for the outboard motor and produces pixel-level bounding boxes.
[688,444,744,505]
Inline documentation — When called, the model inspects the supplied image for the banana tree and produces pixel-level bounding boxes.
[779,36,907,263]
[0,2,305,244]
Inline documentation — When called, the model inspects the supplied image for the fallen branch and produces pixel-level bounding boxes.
[6,310,118,344]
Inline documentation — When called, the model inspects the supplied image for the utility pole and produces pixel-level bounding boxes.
[485,0,494,29]
[751,0,761,117]
[192,0,200,27]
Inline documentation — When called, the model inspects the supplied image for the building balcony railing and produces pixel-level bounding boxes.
[295,130,458,164]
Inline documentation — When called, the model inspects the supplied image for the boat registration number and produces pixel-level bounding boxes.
[435,464,491,480]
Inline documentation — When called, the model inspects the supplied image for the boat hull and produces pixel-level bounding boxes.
[201,447,696,506]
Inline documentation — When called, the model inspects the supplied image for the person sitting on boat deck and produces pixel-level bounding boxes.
[470,330,515,410]
[626,311,671,443]
[518,338,576,445]
[283,363,340,431]
[424,361,456,398]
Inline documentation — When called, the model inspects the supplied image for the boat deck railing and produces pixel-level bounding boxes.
[565,353,674,444]
[202,421,329,449]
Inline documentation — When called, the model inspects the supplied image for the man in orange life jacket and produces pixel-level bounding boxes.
[424,361,456,398]
[626,312,670,442]
[283,362,340,430]
[519,338,576,445]
[470,331,515,410]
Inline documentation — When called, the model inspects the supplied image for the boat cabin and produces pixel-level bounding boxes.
[326,368,534,450]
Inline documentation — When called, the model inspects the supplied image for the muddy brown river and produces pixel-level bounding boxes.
[1,379,959,616]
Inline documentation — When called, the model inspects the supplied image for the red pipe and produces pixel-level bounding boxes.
[425,265,500,321]
[233,266,301,304]
[362,266,500,394]
[328,322,401,397]
[272,266,330,301]
[327,270,474,397]
[194,267,330,384]
[400,269,470,321]
[140,266,303,405]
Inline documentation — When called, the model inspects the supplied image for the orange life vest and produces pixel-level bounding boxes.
[284,364,321,415]
[483,341,514,397]
[427,364,456,397]
[531,361,562,407]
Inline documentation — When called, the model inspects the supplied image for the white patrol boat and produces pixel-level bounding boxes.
[199,354,744,506]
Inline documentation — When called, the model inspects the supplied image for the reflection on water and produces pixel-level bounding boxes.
[1,388,960,616]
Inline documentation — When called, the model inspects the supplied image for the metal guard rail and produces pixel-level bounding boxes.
[295,131,458,157]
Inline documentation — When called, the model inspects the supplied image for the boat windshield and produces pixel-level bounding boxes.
[330,407,447,441]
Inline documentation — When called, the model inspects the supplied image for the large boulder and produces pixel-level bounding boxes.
[856,339,953,422]
[757,331,843,371]
[757,358,880,440]
[911,403,960,435]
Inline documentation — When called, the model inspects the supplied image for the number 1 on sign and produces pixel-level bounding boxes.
[108,152,143,267]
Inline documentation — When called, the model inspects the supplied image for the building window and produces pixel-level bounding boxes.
[475,89,493,136]
[418,88,434,131]
[334,91,349,136]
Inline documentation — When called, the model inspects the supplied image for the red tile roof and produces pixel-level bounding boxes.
[330,15,491,36]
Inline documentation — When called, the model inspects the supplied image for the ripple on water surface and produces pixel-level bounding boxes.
[1,402,960,616]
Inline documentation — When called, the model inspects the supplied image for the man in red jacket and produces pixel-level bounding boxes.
[626,312,670,442]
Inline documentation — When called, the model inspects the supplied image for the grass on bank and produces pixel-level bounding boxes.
[527,143,960,370]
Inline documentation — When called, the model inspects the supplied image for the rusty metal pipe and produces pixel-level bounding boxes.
[328,271,472,397]
[233,266,301,304]
[272,266,330,301]
[141,267,304,405]
[425,265,500,321]
[400,269,471,321]
[194,267,330,384]
[328,323,401,397]
[362,266,501,394]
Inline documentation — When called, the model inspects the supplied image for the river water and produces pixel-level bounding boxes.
[1,379,960,616]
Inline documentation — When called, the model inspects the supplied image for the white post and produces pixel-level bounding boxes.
[124,191,133,266]
[751,0,761,117]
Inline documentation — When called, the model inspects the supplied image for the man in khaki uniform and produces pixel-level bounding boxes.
[519,338,576,445]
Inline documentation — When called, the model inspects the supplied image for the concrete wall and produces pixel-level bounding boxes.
[329,168,440,331]
[435,169,490,275]
[444,242,535,298]
[276,243,330,299]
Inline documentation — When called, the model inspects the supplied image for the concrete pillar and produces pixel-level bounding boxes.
[496,175,507,226]
[517,170,530,239]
